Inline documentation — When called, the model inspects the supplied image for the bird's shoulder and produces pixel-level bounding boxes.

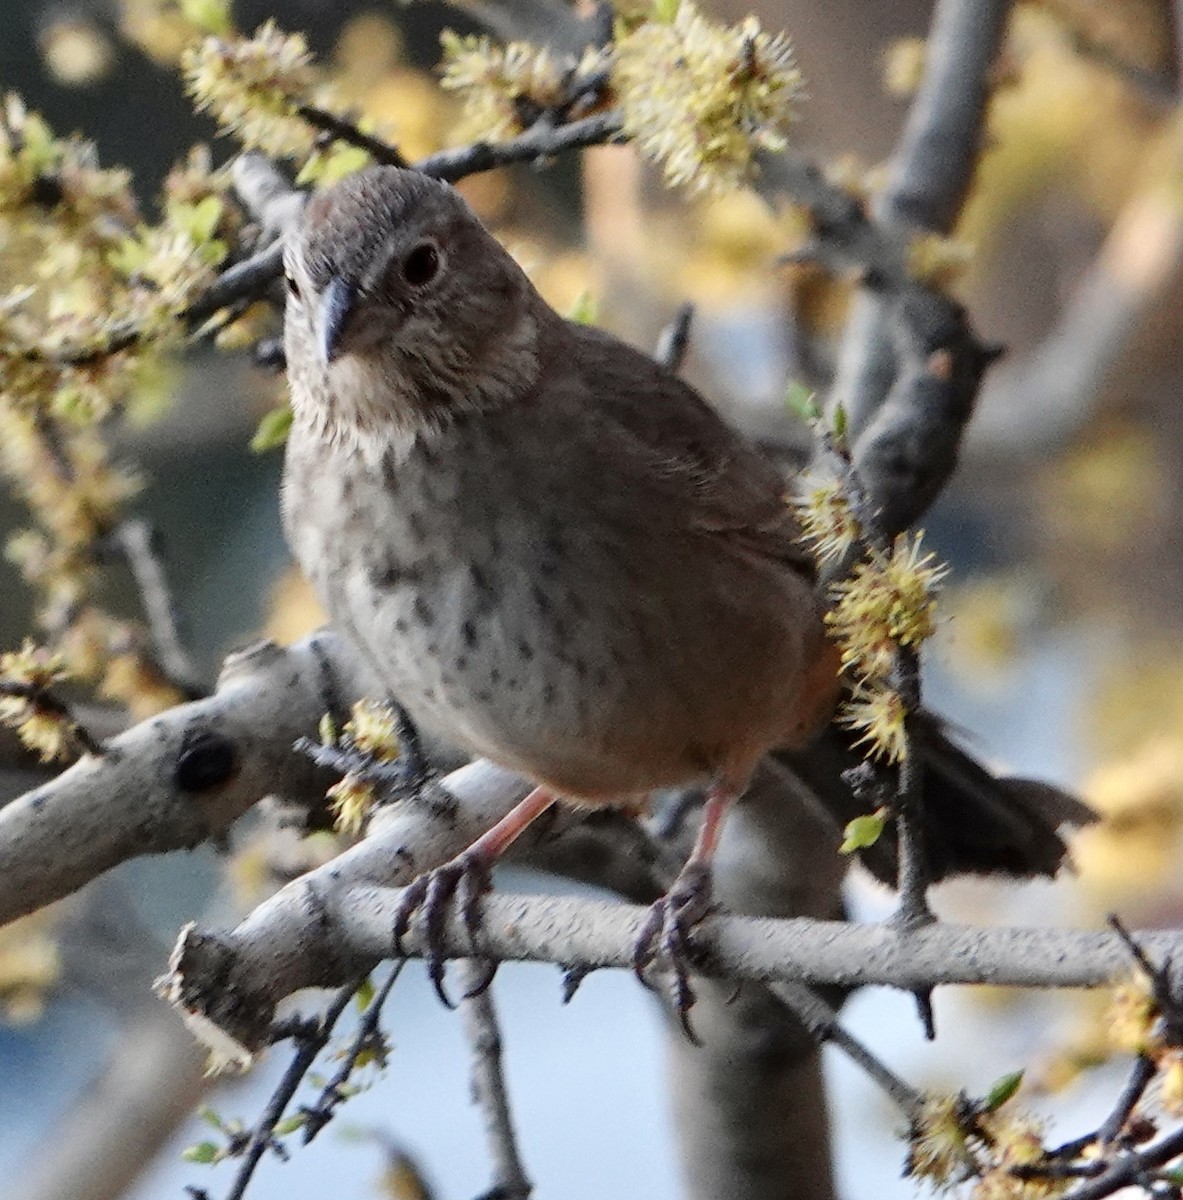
[548,320,815,576]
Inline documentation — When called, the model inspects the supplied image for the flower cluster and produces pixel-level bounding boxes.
[824,532,948,763]
[183,21,319,158]
[794,474,861,566]
[440,32,568,142]
[0,640,76,761]
[614,1,803,195]
[907,1084,1064,1198]
[323,700,403,836]
[0,104,230,715]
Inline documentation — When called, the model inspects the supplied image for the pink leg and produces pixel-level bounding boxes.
[394,787,555,1005]
[464,786,556,860]
[634,782,739,1040]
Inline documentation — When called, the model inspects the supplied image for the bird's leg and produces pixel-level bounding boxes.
[633,782,735,1040]
[393,786,556,1007]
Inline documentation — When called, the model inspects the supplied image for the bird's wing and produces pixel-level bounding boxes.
[562,322,816,577]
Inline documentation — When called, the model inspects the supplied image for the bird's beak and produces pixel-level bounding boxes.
[319,276,358,365]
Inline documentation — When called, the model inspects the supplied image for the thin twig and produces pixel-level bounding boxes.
[770,980,925,1119]
[889,653,934,933]
[296,104,409,167]
[1064,1126,1183,1200]
[302,962,405,1143]
[219,981,361,1200]
[459,961,533,1200]
[1097,1055,1158,1148]
[655,302,695,373]
[416,111,624,182]
[110,518,204,698]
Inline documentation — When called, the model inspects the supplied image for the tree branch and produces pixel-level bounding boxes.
[0,634,382,926]
[828,0,1012,444]
[161,848,1183,1056]
[415,111,624,182]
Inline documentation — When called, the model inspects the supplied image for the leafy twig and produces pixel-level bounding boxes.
[217,980,362,1200]
[301,963,405,1143]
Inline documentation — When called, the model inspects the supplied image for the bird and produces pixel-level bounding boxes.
[280,164,1091,1017]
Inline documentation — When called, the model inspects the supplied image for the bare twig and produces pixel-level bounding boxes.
[889,652,934,934]
[1063,1125,1183,1200]
[459,962,532,1200]
[295,104,409,167]
[769,981,924,1118]
[219,981,361,1200]
[109,518,204,698]
[415,111,624,182]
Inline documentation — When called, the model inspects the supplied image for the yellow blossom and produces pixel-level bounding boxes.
[973,1114,1063,1200]
[614,2,802,195]
[344,698,402,762]
[907,231,975,288]
[1161,1051,1183,1116]
[825,533,948,680]
[439,32,569,143]
[794,474,861,565]
[0,639,77,761]
[907,1092,977,1188]
[1106,974,1161,1057]
[0,912,61,1023]
[183,22,319,158]
[884,36,927,98]
[839,683,909,764]
[327,774,378,838]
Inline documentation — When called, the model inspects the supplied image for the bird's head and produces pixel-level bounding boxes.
[283,166,547,443]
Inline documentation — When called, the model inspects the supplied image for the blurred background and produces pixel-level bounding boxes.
[3,1,1183,1197]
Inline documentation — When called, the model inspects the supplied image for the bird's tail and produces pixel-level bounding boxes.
[774,713,1096,885]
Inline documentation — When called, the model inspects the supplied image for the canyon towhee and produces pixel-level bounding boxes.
[281,166,1090,1012]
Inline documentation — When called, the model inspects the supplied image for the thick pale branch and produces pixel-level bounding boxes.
[164,851,1183,1053]
[0,634,382,926]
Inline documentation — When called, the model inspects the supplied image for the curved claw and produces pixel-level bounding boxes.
[391,849,494,1007]
[631,861,715,1043]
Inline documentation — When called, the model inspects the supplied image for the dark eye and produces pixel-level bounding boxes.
[284,270,301,300]
[402,242,441,287]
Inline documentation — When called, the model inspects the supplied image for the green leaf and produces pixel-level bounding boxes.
[251,404,293,453]
[840,812,885,854]
[273,1114,307,1136]
[175,195,224,243]
[832,402,848,441]
[653,0,680,22]
[983,1070,1024,1112]
[198,1106,225,1131]
[567,290,598,326]
[355,974,376,1010]
[180,0,233,36]
[182,1141,222,1165]
[784,381,819,423]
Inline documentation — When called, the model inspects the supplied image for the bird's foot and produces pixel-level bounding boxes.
[393,848,496,1007]
[633,860,715,1042]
